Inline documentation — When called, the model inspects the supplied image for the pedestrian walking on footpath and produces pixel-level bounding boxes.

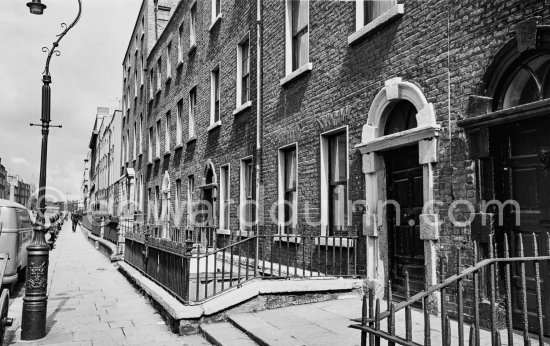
[71,212,78,232]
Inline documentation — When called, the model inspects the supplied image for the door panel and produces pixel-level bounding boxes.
[386,145,425,299]
[491,117,550,335]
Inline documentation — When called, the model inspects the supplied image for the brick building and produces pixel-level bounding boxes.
[123,0,259,246]
[121,0,550,334]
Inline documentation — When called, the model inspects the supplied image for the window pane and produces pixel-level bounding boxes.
[292,0,308,35]
[330,185,347,227]
[364,0,395,24]
[293,31,309,70]
[329,133,347,183]
[285,148,296,190]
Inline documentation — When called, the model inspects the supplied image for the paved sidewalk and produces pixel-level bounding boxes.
[4,222,210,346]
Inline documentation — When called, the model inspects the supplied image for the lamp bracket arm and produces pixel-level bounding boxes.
[43,0,82,76]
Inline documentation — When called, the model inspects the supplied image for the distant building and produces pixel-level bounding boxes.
[0,158,7,200]
[88,106,122,216]
[7,174,31,207]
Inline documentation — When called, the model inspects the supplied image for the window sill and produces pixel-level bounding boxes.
[348,4,404,45]
[315,237,355,248]
[155,89,162,97]
[146,160,153,166]
[236,230,251,237]
[177,60,183,70]
[174,143,183,150]
[280,62,313,87]
[217,228,231,235]
[154,156,161,162]
[163,151,171,157]
[209,13,223,32]
[186,136,197,144]
[188,43,197,56]
[232,100,252,116]
[274,235,302,244]
[165,75,172,84]
[207,120,221,132]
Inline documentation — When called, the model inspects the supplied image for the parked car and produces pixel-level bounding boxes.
[0,199,32,289]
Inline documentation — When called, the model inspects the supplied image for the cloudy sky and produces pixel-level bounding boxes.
[0,0,141,201]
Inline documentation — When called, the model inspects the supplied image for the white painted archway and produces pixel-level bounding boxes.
[356,77,441,298]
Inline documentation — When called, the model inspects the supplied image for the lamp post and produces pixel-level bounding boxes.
[22,0,82,340]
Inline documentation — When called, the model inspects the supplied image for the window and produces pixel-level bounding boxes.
[326,132,347,234]
[240,158,254,232]
[279,146,297,234]
[155,186,161,220]
[499,54,550,110]
[165,112,171,152]
[189,88,196,138]
[148,128,153,162]
[126,130,130,163]
[134,70,138,98]
[212,0,221,21]
[220,165,230,230]
[139,115,143,154]
[156,58,162,91]
[190,4,197,47]
[187,175,195,227]
[175,179,182,225]
[176,100,183,145]
[211,66,220,125]
[148,187,153,220]
[149,69,154,98]
[156,120,161,158]
[286,0,309,72]
[362,0,396,26]
[178,24,184,62]
[166,43,172,79]
[132,123,137,160]
[140,37,144,85]
[237,36,250,106]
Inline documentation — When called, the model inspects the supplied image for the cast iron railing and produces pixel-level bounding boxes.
[123,225,363,304]
[350,233,550,346]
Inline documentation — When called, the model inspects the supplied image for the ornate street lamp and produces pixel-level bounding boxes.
[22,0,82,340]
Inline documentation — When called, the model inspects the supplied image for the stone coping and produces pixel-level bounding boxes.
[85,227,123,262]
[118,260,363,321]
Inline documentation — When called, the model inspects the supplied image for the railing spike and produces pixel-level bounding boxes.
[503,233,509,258]
[518,233,524,257]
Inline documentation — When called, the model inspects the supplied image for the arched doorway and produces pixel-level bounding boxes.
[357,78,441,300]
[383,101,425,298]
[198,160,217,248]
[460,27,550,334]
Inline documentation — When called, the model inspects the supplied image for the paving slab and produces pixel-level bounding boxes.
[200,322,258,346]
[4,222,211,345]
[228,314,306,346]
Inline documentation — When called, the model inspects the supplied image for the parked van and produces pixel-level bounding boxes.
[0,200,32,288]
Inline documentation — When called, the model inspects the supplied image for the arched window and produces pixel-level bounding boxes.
[384,100,417,135]
[497,54,550,110]
[205,166,214,185]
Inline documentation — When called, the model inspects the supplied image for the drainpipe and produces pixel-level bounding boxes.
[255,0,263,236]
[153,0,159,40]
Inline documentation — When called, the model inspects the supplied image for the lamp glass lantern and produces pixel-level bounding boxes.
[26,0,47,15]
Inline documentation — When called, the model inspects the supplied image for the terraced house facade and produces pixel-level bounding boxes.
[119,0,550,335]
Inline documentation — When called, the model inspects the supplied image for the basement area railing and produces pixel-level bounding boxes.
[349,233,550,346]
[123,225,364,304]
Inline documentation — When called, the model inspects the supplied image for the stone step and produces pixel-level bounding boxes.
[228,313,306,346]
[200,322,258,346]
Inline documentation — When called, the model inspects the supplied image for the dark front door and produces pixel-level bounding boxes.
[386,145,425,300]
[491,116,550,335]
